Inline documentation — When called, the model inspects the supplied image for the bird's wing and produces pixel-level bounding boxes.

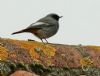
[26,22,50,29]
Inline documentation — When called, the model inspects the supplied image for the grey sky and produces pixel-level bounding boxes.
[0,0,100,45]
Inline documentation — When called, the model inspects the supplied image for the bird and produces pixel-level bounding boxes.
[12,13,62,43]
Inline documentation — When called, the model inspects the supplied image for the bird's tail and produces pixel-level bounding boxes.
[12,30,25,35]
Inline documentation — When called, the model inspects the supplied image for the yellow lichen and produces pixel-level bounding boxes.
[87,46,100,52]
[41,45,56,57]
[80,56,93,71]
[0,46,8,61]
[45,60,52,66]
[80,57,93,66]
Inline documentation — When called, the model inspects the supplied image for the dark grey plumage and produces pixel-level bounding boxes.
[12,13,62,43]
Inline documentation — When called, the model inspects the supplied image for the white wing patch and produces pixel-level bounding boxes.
[32,22,49,26]
[26,22,49,29]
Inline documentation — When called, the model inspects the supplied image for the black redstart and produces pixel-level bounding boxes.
[12,13,62,43]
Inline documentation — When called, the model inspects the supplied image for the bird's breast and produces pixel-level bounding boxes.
[34,25,58,39]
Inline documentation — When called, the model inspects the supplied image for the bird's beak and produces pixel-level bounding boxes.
[59,16,63,18]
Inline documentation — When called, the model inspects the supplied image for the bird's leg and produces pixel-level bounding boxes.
[44,39,49,44]
[40,38,48,44]
[41,39,43,43]
[40,39,45,44]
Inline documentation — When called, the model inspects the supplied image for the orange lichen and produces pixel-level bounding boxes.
[0,46,8,61]
[9,39,41,59]
[9,51,17,62]
[9,39,56,58]
[29,49,40,59]
[9,39,35,50]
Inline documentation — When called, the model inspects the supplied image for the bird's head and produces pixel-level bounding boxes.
[46,13,63,21]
